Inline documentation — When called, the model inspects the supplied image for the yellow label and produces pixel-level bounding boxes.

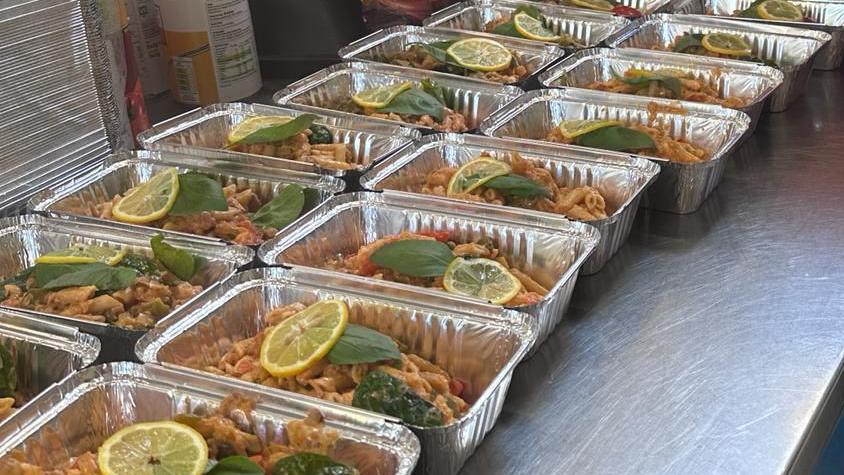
[163,30,219,104]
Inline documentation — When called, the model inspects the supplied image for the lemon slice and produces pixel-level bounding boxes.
[36,245,127,265]
[513,12,560,42]
[757,0,804,20]
[442,257,523,305]
[260,300,348,377]
[112,168,180,224]
[701,33,752,56]
[447,157,511,196]
[227,116,294,145]
[558,120,622,140]
[352,81,413,109]
[98,421,208,475]
[447,38,513,72]
[571,0,616,11]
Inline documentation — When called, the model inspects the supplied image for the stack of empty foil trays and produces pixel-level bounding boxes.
[423,0,631,50]
[0,0,124,213]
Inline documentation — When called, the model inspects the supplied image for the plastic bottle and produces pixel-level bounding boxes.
[156,0,262,105]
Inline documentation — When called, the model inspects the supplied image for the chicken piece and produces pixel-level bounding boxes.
[265,302,307,326]
[285,410,339,455]
[452,243,491,258]
[85,295,124,315]
[46,286,96,307]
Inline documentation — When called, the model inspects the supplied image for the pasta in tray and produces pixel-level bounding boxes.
[202,301,469,428]
[584,68,747,108]
[0,395,359,475]
[421,151,610,221]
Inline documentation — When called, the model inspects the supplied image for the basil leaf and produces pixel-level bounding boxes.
[617,73,683,99]
[151,234,198,281]
[231,114,318,146]
[35,263,138,291]
[491,21,521,38]
[251,184,305,230]
[328,324,401,365]
[369,239,454,277]
[352,370,444,427]
[207,455,263,475]
[485,174,552,198]
[576,126,656,152]
[377,88,445,122]
[0,268,33,299]
[272,453,355,475]
[119,254,160,276]
[513,4,544,19]
[0,344,16,398]
[169,173,228,215]
[673,33,705,53]
[416,40,457,65]
[421,78,447,106]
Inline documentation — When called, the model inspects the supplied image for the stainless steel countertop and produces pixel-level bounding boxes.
[461,69,844,475]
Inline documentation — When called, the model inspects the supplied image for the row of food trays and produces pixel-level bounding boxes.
[0,0,841,474]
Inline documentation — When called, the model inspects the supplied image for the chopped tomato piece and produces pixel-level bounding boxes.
[419,230,450,242]
[611,5,642,18]
[449,378,465,397]
[358,258,380,276]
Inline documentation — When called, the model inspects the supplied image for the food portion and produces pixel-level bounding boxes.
[422,153,610,221]
[733,0,808,21]
[665,32,776,66]
[0,344,16,423]
[585,68,747,108]
[324,232,548,306]
[206,300,468,427]
[343,79,468,132]
[483,5,586,47]
[57,167,313,245]
[389,37,530,84]
[0,394,359,475]
[541,0,642,18]
[545,118,710,164]
[0,238,204,330]
[227,114,358,170]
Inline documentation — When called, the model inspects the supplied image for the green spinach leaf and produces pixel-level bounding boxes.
[0,268,33,299]
[617,72,683,99]
[34,263,138,291]
[272,453,355,475]
[119,254,160,276]
[485,174,552,198]
[491,21,522,38]
[206,455,264,475]
[421,78,447,106]
[328,324,401,365]
[377,88,445,122]
[0,344,16,398]
[169,173,228,215]
[672,33,705,53]
[369,239,454,277]
[251,184,306,230]
[230,114,318,146]
[576,126,656,152]
[352,370,444,427]
[150,234,198,281]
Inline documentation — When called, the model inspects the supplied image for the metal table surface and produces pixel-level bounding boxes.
[460,68,844,475]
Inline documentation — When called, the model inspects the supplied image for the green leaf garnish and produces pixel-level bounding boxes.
[416,40,458,65]
[169,173,228,215]
[150,234,199,281]
[119,254,160,276]
[485,174,552,198]
[328,324,401,365]
[369,239,455,277]
[251,184,306,230]
[0,344,16,398]
[34,263,138,291]
[673,33,706,53]
[207,455,264,475]
[513,4,544,19]
[352,370,444,427]
[421,78,447,106]
[272,453,355,475]
[492,21,522,38]
[230,114,318,146]
[576,126,656,152]
[616,71,684,99]
[307,124,333,145]
[377,88,445,122]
